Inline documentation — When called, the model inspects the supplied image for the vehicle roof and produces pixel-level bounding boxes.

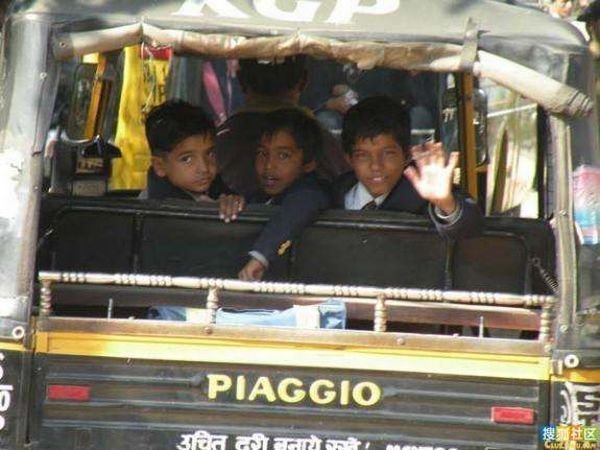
[7,0,593,115]
[10,0,586,57]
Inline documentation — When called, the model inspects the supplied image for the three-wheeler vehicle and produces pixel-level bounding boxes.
[0,1,599,449]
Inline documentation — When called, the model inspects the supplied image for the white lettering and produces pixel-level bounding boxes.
[0,353,11,431]
[254,0,321,22]
[174,0,250,18]
[273,435,322,450]
[235,433,270,450]
[326,0,400,24]
[0,390,10,412]
[326,438,362,450]
[176,430,228,450]
[174,0,401,24]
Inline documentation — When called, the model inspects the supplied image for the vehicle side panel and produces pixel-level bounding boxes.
[29,352,548,450]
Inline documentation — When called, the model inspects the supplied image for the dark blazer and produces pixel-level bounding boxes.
[142,169,233,201]
[332,172,483,239]
[250,173,330,264]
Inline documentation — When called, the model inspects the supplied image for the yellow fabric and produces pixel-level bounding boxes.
[110,45,170,190]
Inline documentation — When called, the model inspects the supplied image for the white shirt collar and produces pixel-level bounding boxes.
[344,182,388,210]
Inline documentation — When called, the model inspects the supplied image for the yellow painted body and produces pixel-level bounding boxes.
[35,330,552,381]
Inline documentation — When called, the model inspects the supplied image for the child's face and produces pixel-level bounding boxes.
[152,134,217,194]
[255,130,315,196]
[348,133,406,198]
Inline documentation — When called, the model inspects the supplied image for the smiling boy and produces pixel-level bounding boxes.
[141,100,231,201]
[334,96,483,238]
[220,109,330,280]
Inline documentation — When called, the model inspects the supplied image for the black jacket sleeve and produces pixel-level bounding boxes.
[427,187,484,240]
[332,172,483,239]
[251,176,330,264]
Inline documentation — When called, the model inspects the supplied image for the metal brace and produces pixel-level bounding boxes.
[460,18,479,72]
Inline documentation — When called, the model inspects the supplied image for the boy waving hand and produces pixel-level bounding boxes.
[334,96,483,238]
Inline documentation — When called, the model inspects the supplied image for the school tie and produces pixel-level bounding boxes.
[361,200,378,210]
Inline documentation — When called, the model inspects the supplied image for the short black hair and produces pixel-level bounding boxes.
[145,100,215,156]
[260,109,323,164]
[342,96,411,156]
[578,0,600,22]
[238,56,307,96]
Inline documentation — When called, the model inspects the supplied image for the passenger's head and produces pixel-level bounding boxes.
[146,100,217,194]
[238,56,307,102]
[342,96,411,198]
[549,0,573,18]
[255,108,322,196]
[578,0,600,56]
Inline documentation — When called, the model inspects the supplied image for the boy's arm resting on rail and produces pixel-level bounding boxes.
[219,194,245,223]
[248,175,331,274]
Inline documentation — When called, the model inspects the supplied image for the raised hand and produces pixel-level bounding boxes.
[403,142,458,215]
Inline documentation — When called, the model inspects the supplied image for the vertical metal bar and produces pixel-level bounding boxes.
[107,298,114,319]
[0,18,59,327]
[443,240,456,290]
[206,288,219,324]
[549,117,576,348]
[536,107,548,218]
[39,280,53,318]
[130,213,144,273]
[538,302,553,343]
[458,73,479,199]
[84,54,108,139]
[374,295,387,332]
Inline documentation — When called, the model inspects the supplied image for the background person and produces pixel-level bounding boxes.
[216,56,348,198]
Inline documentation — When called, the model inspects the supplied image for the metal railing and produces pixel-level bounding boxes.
[38,271,556,341]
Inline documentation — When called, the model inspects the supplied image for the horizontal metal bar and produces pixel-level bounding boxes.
[39,271,555,308]
[47,284,540,330]
[37,317,546,356]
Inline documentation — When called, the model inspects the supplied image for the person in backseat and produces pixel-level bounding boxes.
[219,109,330,281]
[140,100,232,201]
[216,56,348,198]
[333,96,483,239]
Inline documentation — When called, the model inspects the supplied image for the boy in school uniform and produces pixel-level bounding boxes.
[333,96,483,238]
[140,100,232,201]
[216,56,348,198]
[220,108,330,281]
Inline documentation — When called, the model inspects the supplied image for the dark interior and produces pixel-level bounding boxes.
[37,195,555,320]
